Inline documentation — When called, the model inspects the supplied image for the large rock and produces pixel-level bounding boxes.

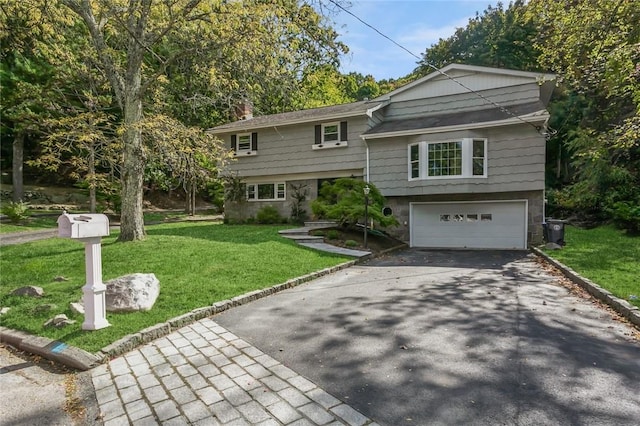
[11,286,44,297]
[105,273,160,312]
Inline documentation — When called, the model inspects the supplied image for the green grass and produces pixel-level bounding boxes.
[0,216,59,233]
[0,211,194,234]
[0,223,349,352]
[543,225,640,309]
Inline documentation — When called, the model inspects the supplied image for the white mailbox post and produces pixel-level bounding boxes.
[57,212,111,331]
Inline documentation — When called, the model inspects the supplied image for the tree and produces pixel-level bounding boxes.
[416,0,540,73]
[142,115,232,215]
[311,178,398,228]
[59,0,347,241]
[527,0,640,231]
[0,0,67,201]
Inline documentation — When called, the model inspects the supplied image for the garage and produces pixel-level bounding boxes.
[410,200,527,249]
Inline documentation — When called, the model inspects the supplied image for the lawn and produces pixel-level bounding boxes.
[0,222,350,352]
[543,225,640,309]
[0,211,194,234]
[0,215,59,233]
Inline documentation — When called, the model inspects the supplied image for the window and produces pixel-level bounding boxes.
[313,121,349,150]
[231,132,258,156]
[408,138,487,180]
[410,144,420,179]
[428,142,462,177]
[247,183,286,201]
[472,139,486,176]
[323,123,339,142]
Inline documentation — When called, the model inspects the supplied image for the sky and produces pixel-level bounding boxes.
[328,0,501,80]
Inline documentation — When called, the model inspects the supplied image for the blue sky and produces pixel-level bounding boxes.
[328,0,500,80]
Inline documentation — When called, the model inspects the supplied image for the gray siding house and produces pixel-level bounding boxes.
[208,64,556,249]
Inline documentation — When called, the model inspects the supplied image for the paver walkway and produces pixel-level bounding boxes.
[93,318,377,426]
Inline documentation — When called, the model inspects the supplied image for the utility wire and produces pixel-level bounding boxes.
[327,0,550,137]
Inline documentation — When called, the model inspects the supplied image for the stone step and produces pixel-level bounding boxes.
[281,235,325,243]
[303,221,338,229]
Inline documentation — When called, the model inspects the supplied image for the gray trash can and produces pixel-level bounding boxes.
[545,219,566,245]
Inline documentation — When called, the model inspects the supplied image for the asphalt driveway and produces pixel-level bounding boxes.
[215,249,640,426]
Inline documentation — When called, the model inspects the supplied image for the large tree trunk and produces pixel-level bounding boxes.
[12,131,24,202]
[118,90,146,241]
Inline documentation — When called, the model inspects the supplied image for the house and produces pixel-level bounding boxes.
[208,64,556,249]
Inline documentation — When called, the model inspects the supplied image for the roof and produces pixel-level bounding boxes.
[208,100,383,134]
[362,101,548,139]
[373,63,556,102]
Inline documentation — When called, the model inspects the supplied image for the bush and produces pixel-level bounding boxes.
[344,239,358,247]
[326,229,340,240]
[311,178,398,228]
[608,200,640,234]
[256,206,282,224]
[1,201,30,223]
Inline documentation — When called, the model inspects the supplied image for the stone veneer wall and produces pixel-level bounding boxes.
[224,179,317,222]
[382,190,544,247]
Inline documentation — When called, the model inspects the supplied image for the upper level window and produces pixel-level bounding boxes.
[231,132,258,156]
[313,121,348,150]
[409,138,487,180]
[247,183,286,201]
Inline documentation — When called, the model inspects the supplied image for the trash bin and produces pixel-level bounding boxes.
[544,219,566,245]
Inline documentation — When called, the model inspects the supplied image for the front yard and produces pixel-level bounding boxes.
[543,225,640,309]
[0,223,350,352]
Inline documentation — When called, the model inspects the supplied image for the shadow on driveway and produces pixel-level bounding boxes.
[215,249,640,426]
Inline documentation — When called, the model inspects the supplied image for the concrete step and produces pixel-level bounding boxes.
[303,221,337,229]
[281,234,325,243]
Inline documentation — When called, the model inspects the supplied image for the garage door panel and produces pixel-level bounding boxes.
[411,201,527,249]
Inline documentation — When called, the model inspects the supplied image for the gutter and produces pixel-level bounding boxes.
[361,111,550,140]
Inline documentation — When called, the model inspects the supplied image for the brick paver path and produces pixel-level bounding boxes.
[92,318,377,425]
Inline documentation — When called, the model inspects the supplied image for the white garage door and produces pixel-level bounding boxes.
[410,201,527,249]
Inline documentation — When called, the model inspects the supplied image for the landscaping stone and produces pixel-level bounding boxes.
[11,286,44,298]
[44,314,76,328]
[544,242,563,250]
[0,307,10,315]
[32,304,57,314]
[70,302,85,315]
[105,273,160,312]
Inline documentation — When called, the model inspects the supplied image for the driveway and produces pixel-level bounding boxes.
[215,249,640,426]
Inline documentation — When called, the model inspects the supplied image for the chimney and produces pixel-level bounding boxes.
[234,99,253,121]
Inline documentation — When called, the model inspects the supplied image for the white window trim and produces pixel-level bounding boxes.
[246,183,286,202]
[322,122,340,143]
[235,133,257,157]
[408,138,487,181]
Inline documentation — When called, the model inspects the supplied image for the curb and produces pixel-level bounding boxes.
[1,257,360,371]
[532,247,640,328]
[0,242,407,371]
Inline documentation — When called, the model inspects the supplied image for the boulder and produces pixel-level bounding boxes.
[44,314,76,328]
[545,242,563,250]
[105,273,160,312]
[11,286,44,297]
[69,302,85,315]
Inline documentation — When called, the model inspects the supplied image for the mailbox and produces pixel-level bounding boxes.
[57,213,110,239]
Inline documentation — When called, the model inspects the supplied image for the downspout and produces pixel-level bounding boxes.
[362,136,370,183]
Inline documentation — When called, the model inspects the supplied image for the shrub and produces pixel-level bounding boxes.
[326,229,340,240]
[311,178,398,228]
[608,200,640,234]
[1,201,30,223]
[256,206,281,224]
[344,239,358,247]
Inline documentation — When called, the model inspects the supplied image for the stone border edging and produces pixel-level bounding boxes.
[0,243,408,371]
[532,247,640,328]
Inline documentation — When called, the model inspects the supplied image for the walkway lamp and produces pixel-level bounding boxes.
[363,185,370,249]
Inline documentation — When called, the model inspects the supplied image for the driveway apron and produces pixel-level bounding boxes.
[215,249,640,426]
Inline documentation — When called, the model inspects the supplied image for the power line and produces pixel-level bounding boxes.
[327,0,549,137]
